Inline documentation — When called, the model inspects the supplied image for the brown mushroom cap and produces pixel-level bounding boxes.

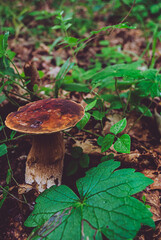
[5,98,84,134]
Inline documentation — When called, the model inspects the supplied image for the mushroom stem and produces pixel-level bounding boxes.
[25,132,65,192]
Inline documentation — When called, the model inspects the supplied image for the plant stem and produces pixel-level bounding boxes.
[123,88,132,116]
[2,89,20,107]
[82,128,100,137]
[7,57,41,100]
[0,185,30,206]
[91,89,106,134]
[0,134,27,144]
[7,57,26,85]
[0,116,8,141]
[115,77,125,115]
[150,24,158,69]
[4,89,31,102]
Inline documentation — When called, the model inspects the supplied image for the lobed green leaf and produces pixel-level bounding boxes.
[25,161,154,240]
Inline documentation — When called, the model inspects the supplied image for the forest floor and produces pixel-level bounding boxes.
[0,12,161,240]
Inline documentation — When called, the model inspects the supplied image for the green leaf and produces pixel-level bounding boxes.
[79,154,89,168]
[92,110,105,120]
[114,22,136,29]
[137,80,160,98]
[101,94,119,102]
[97,136,104,146]
[66,160,78,176]
[65,23,72,31]
[0,144,7,157]
[90,23,135,36]
[137,105,152,117]
[110,118,127,135]
[71,147,83,159]
[56,59,73,81]
[55,58,74,97]
[101,153,114,162]
[52,25,62,30]
[110,100,123,110]
[25,161,154,240]
[25,185,79,228]
[63,37,78,46]
[0,32,9,52]
[6,169,12,184]
[0,33,15,61]
[33,84,39,92]
[10,130,16,140]
[49,37,63,51]
[91,61,142,86]
[0,186,9,209]
[61,83,90,93]
[114,134,131,153]
[76,112,90,130]
[85,99,97,111]
[101,134,115,152]
[0,125,5,131]
[0,94,6,104]
[6,49,16,60]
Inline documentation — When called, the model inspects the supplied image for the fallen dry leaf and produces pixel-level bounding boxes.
[18,184,33,195]
[143,190,161,222]
[73,138,102,155]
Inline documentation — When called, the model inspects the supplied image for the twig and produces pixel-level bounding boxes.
[0,134,27,144]
[119,0,136,25]
[2,89,20,107]
[0,185,30,206]
[82,128,100,138]
[75,0,136,57]
[4,89,30,102]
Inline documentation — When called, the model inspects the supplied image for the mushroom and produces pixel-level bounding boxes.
[5,98,84,192]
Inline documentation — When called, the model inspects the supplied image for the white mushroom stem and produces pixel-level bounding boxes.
[25,132,65,192]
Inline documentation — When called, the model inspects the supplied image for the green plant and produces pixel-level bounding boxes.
[52,11,73,35]
[110,0,161,26]
[0,32,36,105]
[54,58,75,97]
[25,160,155,240]
[0,1,30,37]
[66,146,90,176]
[76,99,98,130]
[142,195,151,210]
[90,61,161,117]
[0,118,12,208]
[98,118,130,154]
[96,40,132,65]
[0,143,7,157]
